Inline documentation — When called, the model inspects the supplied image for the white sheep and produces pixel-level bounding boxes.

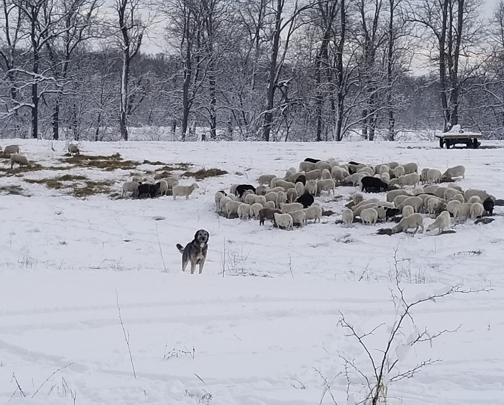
[443,188,463,201]
[219,196,233,212]
[387,161,399,169]
[276,180,296,191]
[427,211,451,234]
[315,161,332,172]
[286,171,304,183]
[68,143,80,155]
[305,180,318,195]
[427,197,442,215]
[341,208,354,225]
[157,180,169,196]
[353,203,378,217]
[286,188,298,203]
[122,181,140,197]
[447,183,463,192]
[412,188,424,195]
[264,201,276,209]
[256,185,268,195]
[358,167,375,176]
[321,168,332,179]
[317,179,335,195]
[392,213,424,234]
[303,205,323,223]
[3,145,20,156]
[280,202,304,213]
[352,198,380,212]
[331,166,345,182]
[265,191,278,204]
[305,169,323,181]
[420,168,430,183]
[226,200,241,217]
[360,208,378,225]
[386,189,410,203]
[238,203,251,219]
[258,174,277,185]
[276,191,287,206]
[215,191,226,208]
[270,177,281,188]
[434,187,449,199]
[423,185,439,195]
[397,196,423,213]
[378,164,390,175]
[396,173,420,188]
[450,194,465,203]
[274,212,293,230]
[244,193,257,205]
[142,176,156,184]
[470,202,485,219]
[446,200,461,216]
[288,210,307,227]
[464,189,495,203]
[254,195,267,206]
[270,186,286,193]
[10,153,30,169]
[380,172,390,183]
[403,162,419,174]
[467,195,482,204]
[299,161,316,172]
[352,192,364,206]
[250,203,263,219]
[393,194,411,208]
[426,168,442,184]
[453,202,472,222]
[173,183,199,200]
[442,165,465,180]
[284,167,297,179]
[392,165,405,178]
[163,177,179,191]
[295,182,305,197]
[402,205,414,217]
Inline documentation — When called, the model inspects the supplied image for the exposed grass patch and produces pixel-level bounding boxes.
[24,175,114,198]
[71,180,114,198]
[183,168,228,180]
[59,153,139,171]
[0,185,31,196]
[143,159,168,165]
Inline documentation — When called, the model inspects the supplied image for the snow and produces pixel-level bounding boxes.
[1,138,504,404]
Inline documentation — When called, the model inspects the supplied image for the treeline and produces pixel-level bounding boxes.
[1,0,504,142]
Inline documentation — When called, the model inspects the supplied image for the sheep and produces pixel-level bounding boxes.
[280,202,304,213]
[276,180,296,191]
[142,176,156,184]
[353,203,379,217]
[295,181,305,197]
[286,188,298,203]
[238,203,252,219]
[265,191,278,204]
[276,191,287,206]
[412,188,425,196]
[299,161,316,172]
[446,200,461,216]
[352,192,364,206]
[467,195,482,204]
[443,188,463,201]
[317,179,335,195]
[306,179,318,195]
[296,192,314,208]
[215,191,227,207]
[396,173,420,188]
[331,166,345,182]
[122,181,140,197]
[360,208,378,225]
[219,196,233,212]
[284,167,297,179]
[10,153,30,169]
[225,200,241,218]
[352,198,380,212]
[303,205,323,223]
[403,162,419,174]
[433,187,448,199]
[442,165,465,180]
[420,168,430,183]
[270,177,282,188]
[464,189,495,203]
[470,202,485,219]
[358,167,375,176]
[321,168,332,180]
[305,169,323,181]
[156,180,169,196]
[315,161,332,172]
[68,143,80,155]
[447,183,463,192]
[427,211,451,234]
[289,210,307,227]
[258,174,277,185]
[348,162,366,174]
[392,165,405,178]
[3,145,20,156]
[341,208,354,225]
[250,203,263,219]
[397,196,423,213]
[380,172,390,183]
[264,201,276,209]
[162,177,179,191]
[259,208,282,225]
[254,195,267,206]
[450,194,464,203]
[304,158,320,163]
[138,183,159,199]
[377,164,390,175]
[483,197,495,216]
[423,185,439,194]
[386,189,410,203]
[256,185,268,195]
[235,184,256,198]
[173,183,199,200]
[402,205,414,218]
[131,175,143,183]
[391,213,424,234]
[244,193,257,205]
[274,212,294,230]
[426,168,442,184]
[361,176,388,193]
[453,202,472,222]
[292,174,307,185]
[427,197,442,215]
[393,194,411,208]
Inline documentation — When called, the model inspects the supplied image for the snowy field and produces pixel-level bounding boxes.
[1,138,504,405]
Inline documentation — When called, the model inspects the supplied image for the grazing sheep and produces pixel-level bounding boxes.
[304,157,320,164]
[342,208,354,225]
[238,203,252,219]
[265,191,278,204]
[447,183,463,192]
[321,168,332,180]
[403,162,419,174]
[331,166,345,182]
[303,205,323,223]
[444,188,463,201]
[453,202,472,222]
[276,180,296,191]
[353,203,378,217]
[219,196,233,212]
[427,211,451,234]
[143,176,156,184]
[3,145,20,156]
[397,196,423,213]
[377,164,390,175]
[393,194,411,208]
[293,174,307,185]
[402,205,414,218]
[156,180,169,196]
[352,198,380,212]
[138,183,158,198]
[358,167,375,176]
[295,181,305,197]
[420,168,430,183]
[464,189,495,204]
[426,168,442,184]
[280,202,304,213]
[396,173,420,188]
[274,212,294,230]
[427,197,442,215]
[361,176,388,193]
[244,193,257,205]
[306,179,318,195]
[276,191,287,206]
[10,153,30,169]
[380,172,390,183]
[284,167,297,179]
[163,177,179,191]
[256,185,268,195]
[259,208,282,225]
[235,184,256,198]
[348,162,366,174]
[467,195,482,204]
[391,213,424,234]
[289,210,307,227]
[423,185,439,195]
[173,183,199,200]
[433,187,448,199]
[392,165,405,178]
[446,200,461,216]
[315,161,332,172]
[386,189,410,203]
[250,203,263,219]
[361,208,378,225]
[122,181,140,197]
[264,201,276,209]
[226,200,241,218]
[296,192,315,208]
[299,161,316,172]
[352,192,364,206]
[258,174,277,185]
[442,165,465,180]
[305,169,323,181]
[286,188,298,203]
[254,195,267,206]
[317,179,335,195]
[470,202,485,219]
[386,161,399,170]
[68,143,80,155]
[270,177,281,188]
[215,191,226,207]
[483,197,495,216]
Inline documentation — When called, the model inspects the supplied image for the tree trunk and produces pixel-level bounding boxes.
[209,66,217,139]
[335,0,346,142]
[120,51,130,141]
[31,49,39,139]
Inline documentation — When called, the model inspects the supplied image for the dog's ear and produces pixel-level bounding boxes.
[194,230,200,240]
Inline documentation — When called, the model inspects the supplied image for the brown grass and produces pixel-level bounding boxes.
[24,174,114,198]
[183,168,228,180]
[59,153,139,171]
[0,185,30,196]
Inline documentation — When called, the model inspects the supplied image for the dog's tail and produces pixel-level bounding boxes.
[176,244,184,254]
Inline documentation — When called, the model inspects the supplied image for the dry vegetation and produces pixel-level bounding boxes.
[0,185,31,196]
[183,168,228,180]
[25,175,114,198]
[59,153,139,171]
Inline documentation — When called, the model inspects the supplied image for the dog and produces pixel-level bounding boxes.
[176,229,209,274]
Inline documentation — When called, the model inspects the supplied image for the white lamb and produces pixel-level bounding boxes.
[341,208,354,225]
[10,153,30,169]
[274,212,293,230]
[331,166,345,182]
[397,173,420,188]
[306,180,318,195]
[467,195,482,204]
[238,203,251,219]
[280,202,304,213]
[427,211,451,234]
[219,196,233,212]
[317,179,335,195]
[250,203,263,219]
[360,208,378,225]
[446,200,461,216]
[402,205,414,218]
[264,201,276,209]
[453,202,472,222]
[392,213,424,234]
[303,205,323,223]
[392,165,405,178]
[288,210,307,227]
[322,168,332,179]
[258,174,277,185]
[470,202,485,219]
[464,189,495,203]
[299,161,316,172]
[403,162,419,174]
[426,168,442,184]
[442,165,465,180]
[276,180,296,191]
[315,161,332,172]
[305,169,323,181]
[286,188,298,203]
[3,144,20,156]
[397,196,423,213]
[386,189,410,203]
[122,181,140,197]
[225,200,241,217]
[173,183,199,200]
[295,182,305,197]
[443,188,463,201]
[244,193,257,205]
[157,180,169,196]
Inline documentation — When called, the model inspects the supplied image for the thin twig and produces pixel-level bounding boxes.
[116,290,137,379]
[31,363,74,398]
[155,222,167,272]
[10,373,26,399]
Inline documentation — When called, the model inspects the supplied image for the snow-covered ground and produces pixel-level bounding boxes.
[1,138,503,405]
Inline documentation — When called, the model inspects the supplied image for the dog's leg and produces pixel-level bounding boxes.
[182,260,188,272]
[190,260,197,274]
[198,260,205,274]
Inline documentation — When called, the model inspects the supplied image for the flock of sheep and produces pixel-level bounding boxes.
[122,176,199,200]
[213,157,497,235]
[1,143,81,169]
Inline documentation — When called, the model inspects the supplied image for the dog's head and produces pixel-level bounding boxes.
[194,229,209,247]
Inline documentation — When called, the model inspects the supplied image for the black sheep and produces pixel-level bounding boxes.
[137,183,160,198]
[296,192,314,208]
[361,176,388,193]
[385,208,401,219]
[304,158,320,163]
[483,197,495,216]
[235,184,256,198]
[294,174,306,185]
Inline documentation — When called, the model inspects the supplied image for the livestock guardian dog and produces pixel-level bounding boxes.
[176,229,209,274]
